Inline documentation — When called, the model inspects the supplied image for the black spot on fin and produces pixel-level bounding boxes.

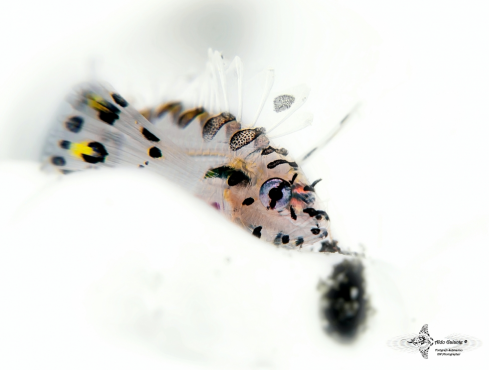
[111,93,128,107]
[178,107,205,128]
[141,128,160,142]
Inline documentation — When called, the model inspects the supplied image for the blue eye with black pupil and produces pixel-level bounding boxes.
[259,178,292,210]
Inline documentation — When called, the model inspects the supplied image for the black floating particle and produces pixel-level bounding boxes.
[141,127,160,142]
[281,235,290,244]
[148,146,162,158]
[51,156,66,166]
[65,116,84,133]
[252,226,262,238]
[242,197,254,206]
[111,93,128,107]
[319,259,367,341]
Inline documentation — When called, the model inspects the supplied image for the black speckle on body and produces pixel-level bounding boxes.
[148,146,162,158]
[242,197,254,206]
[310,179,322,188]
[261,146,288,156]
[274,233,282,246]
[205,166,250,187]
[65,116,84,133]
[319,259,367,341]
[261,146,275,156]
[252,226,262,238]
[281,235,290,244]
[229,128,265,151]
[311,228,321,235]
[111,93,128,107]
[51,156,66,166]
[267,159,298,169]
[202,112,235,140]
[227,170,250,186]
[290,206,297,220]
[296,237,304,247]
[303,208,329,221]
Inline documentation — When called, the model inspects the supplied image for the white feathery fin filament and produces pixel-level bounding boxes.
[206,49,221,114]
[224,56,244,123]
[250,68,275,127]
[235,57,244,122]
[267,111,314,139]
[213,50,229,113]
[198,61,213,112]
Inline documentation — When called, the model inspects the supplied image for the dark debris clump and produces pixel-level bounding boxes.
[318,259,368,342]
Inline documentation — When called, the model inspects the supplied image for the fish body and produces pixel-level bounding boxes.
[43,50,332,248]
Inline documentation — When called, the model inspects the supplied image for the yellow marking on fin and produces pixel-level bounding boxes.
[86,94,111,113]
[70,142,94,159]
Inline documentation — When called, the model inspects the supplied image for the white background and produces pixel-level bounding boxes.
[0,0,488,369]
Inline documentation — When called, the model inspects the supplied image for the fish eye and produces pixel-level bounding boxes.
[259,178,292,211]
